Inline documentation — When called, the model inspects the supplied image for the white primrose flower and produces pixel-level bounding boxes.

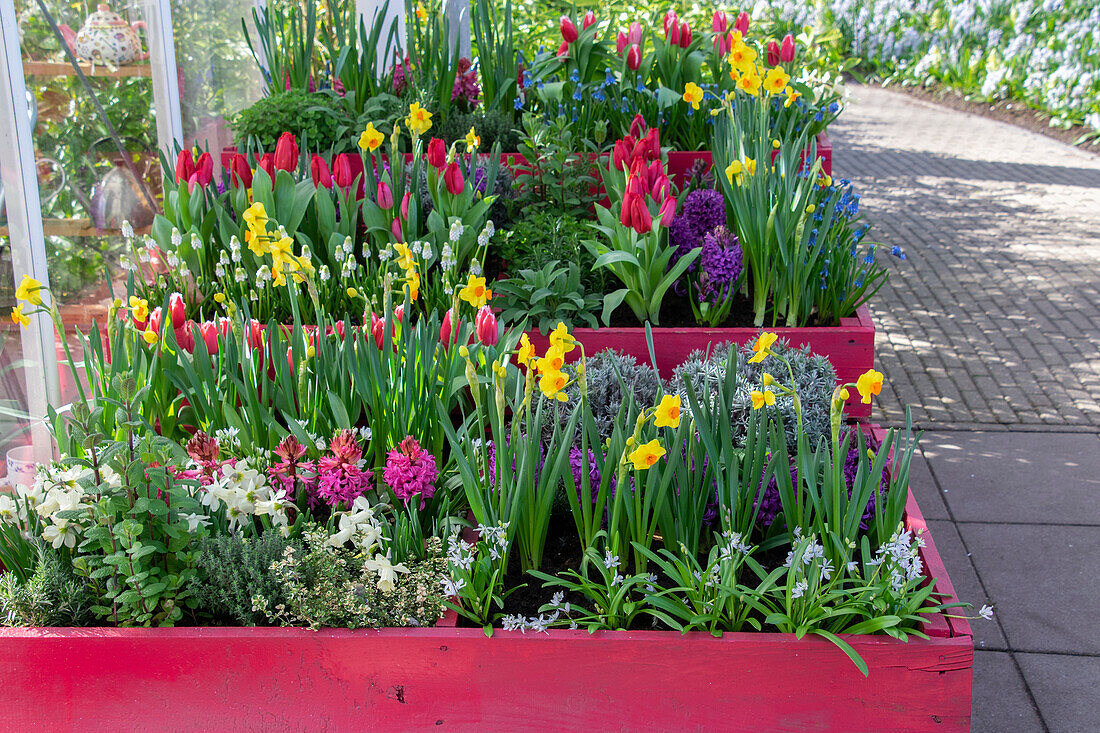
[179,512,211,533]
[362,553,410,593]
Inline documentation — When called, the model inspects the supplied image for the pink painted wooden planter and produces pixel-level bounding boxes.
[527,304,876,419]
[665,131,833,189]
[0,490,971,731]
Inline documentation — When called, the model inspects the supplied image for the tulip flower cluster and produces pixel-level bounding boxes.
[612,118,675,236]
[173,149,214,193]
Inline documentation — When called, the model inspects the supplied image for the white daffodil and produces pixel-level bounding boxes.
[363,553,410,593]
[0,495,17,524]
[42,519,78,549]
[179,512,211,533]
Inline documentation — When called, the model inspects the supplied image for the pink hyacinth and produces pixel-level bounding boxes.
[269,434,317,504]
[383,436,439,509]
[315,430,373,507]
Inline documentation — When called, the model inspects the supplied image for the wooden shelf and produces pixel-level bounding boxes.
[22,60,151,79]
[0,218,151,238]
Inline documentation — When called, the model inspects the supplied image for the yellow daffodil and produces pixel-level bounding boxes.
[213,292,226,304]
[629,439,666,470]
[763,66,791,95]
[405,103,433,136]
[415,1,426,20]
[142,329,158,345]
[269,235,296,270]
[761,372,775,386]
[654,394,682,429]
[458,274,490,308]
[806,204,816,214]
[736,70,762,96]
[394,242,415,271]
[743,157,757,177]
[242,201,268,235]
[539,369,570,402]
[15,275,43,306]
[464,127,481,153]
[683,82,704,111]
[772,139,781,149]
[536,346,566,375]
[856,369,884,404]
[728,39,755,68]
[750,389,776,410]
[517,333,536,367]
[784,85,801,108]
[347,287,359,298]
[725,159,743,186]
[129,296,149,323]
[10,305,29,328]
[359,122,384,152]
[748,332,778,363]
[548,322,576,354]
[405,270,421,301]
[838,387,850,400]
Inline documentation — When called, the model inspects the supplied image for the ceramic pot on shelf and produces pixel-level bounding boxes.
[62,4,147,66]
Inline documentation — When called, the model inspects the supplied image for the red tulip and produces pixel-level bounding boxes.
[679,22,692,48]
[273,132,299,171]
[557,40,570,58]
[620,193,652,234]
[629,114,647,139]
[626,172,647,197]
[668,21,680,46]
[258,153,276,181]
[582,10,596,29]
[401,191,411,221]
[192,153,213,187]
[175,321,196,354]
[560,15,578,43]
[715,32,730,55]
[626,43,641,70]
[642,127,661,160]
[168,292,185,330]
[617,30,628,54]
[734,11,749,35]
[370,313,385,349]
[377,180,393,209]
[474,307,498,346]
[427,137,447,169]
[227,154,252,188]
[286,347,296,373]
[174,150,195,184]
[651,174,671,202]
[663,10,678,35]
[613,138,631,172]
[200,321,219,355]
[148,307,162,335]
[332,153,354,189]
[394,305,404,323]
[628,21,642,45]
[217,317,230,340]
[781,33,796,62]
[658,195,677,227]
[391,218,403,241]
[440,309,459,348]
[334,320,346,340]
[647,159,665,190]
[713,11,728,34]
[443,161,464,195]
[248,318,264,352]
[767,40,781,67]
[310,154,333,188]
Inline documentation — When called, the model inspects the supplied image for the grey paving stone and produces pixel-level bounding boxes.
[957,522,1100,655]
[920,431,1100,524]
[1017,652,1100,733]
[908,450,949,520]
[972,651,1044,733]
[926,520,1006,650]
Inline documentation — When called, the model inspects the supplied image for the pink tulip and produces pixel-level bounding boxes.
[679,22,692,48]
[582,10,596,29]
[557,40,570,57]
[200,321,219,355]
[401,191,411,220]
[391,218,403,241]
[651,174,671,202]
[560,15,578,43]
[628,21,642,45]
[626,172,647,197]
[734,11,749,35]
[332,153,354,189]
[712,11,728,34]
[440,309,459,348]
[663,10,678,35]
[619,193,652,235]
[168,292,185,330]
[475,306,498,346]
[175,321,195,354]
[767,40,781,67]
[626,43,641,70]
[629,114,647,139]
[617,30,628,54]
[377,180,394,209]
[781,33,796,62]
[658,195,676,227]
[669,21,680,46]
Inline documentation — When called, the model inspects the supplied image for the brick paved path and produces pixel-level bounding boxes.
[831,85,1100,429]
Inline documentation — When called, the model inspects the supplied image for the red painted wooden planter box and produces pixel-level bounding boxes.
[527,303,876,419]
[0,490,972,731]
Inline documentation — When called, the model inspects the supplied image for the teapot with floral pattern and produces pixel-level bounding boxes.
[61,4,147,66]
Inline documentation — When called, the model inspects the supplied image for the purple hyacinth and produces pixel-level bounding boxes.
[694,226,742,306]
[568,446,616,505]
[669,189,726,262]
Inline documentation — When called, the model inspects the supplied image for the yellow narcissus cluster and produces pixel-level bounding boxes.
[727,31,791,98]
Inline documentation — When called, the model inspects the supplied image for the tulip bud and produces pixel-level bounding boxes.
[651,174,671,202]
[734,11,749,35]
[273,132,299,171]
[679,22,692,48]
[628,21,643,45]
[582,10,595,29]
[168,292,185,330]
[713,11,728,34]
[440,309,459,348]
[616,30,628,54]
[228,154,252,188]
[781,33,796,63]
[625,172,647,197]
[620,193,651,234]
[200,321,219,355]
[715,32,730,55]
[258,153,276,181]
[371,313,385,349]
[332,153,354,189]
[443,161,464,195]
[767,40,781,67]
[148,307,163,335]
[176,320,196,354]
[391,218,403,241]
[669,21,680,46]
[174,150,195,184]
[647,159,665,189]
[475,306,498,346]
[626,43,641,70]
[557,40,570,58]
[401,191,411,221]
[613,139,631,171]
[193,153,213,187]
[560,15,578,43]
[217,317,230,340]
[629,114,646,139]
[642,127,661,159]
[658,195,677,227]
[663,10,678,35]
[427,137,447,169]
[310,154,333,188]
[377,180,394,209]
[394,305,404,323]
[248,318,264,351]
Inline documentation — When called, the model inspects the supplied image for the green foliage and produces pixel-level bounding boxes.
[193,531,300,625]
[436,110,521,153]
[232,90,355,154]
[669,338,837,452]
[509,114,602,217]
[0,546,95,627]
[560,349,662,443]
[252,525,448,630]
[499,211,608,293]
[494,260,601,334]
